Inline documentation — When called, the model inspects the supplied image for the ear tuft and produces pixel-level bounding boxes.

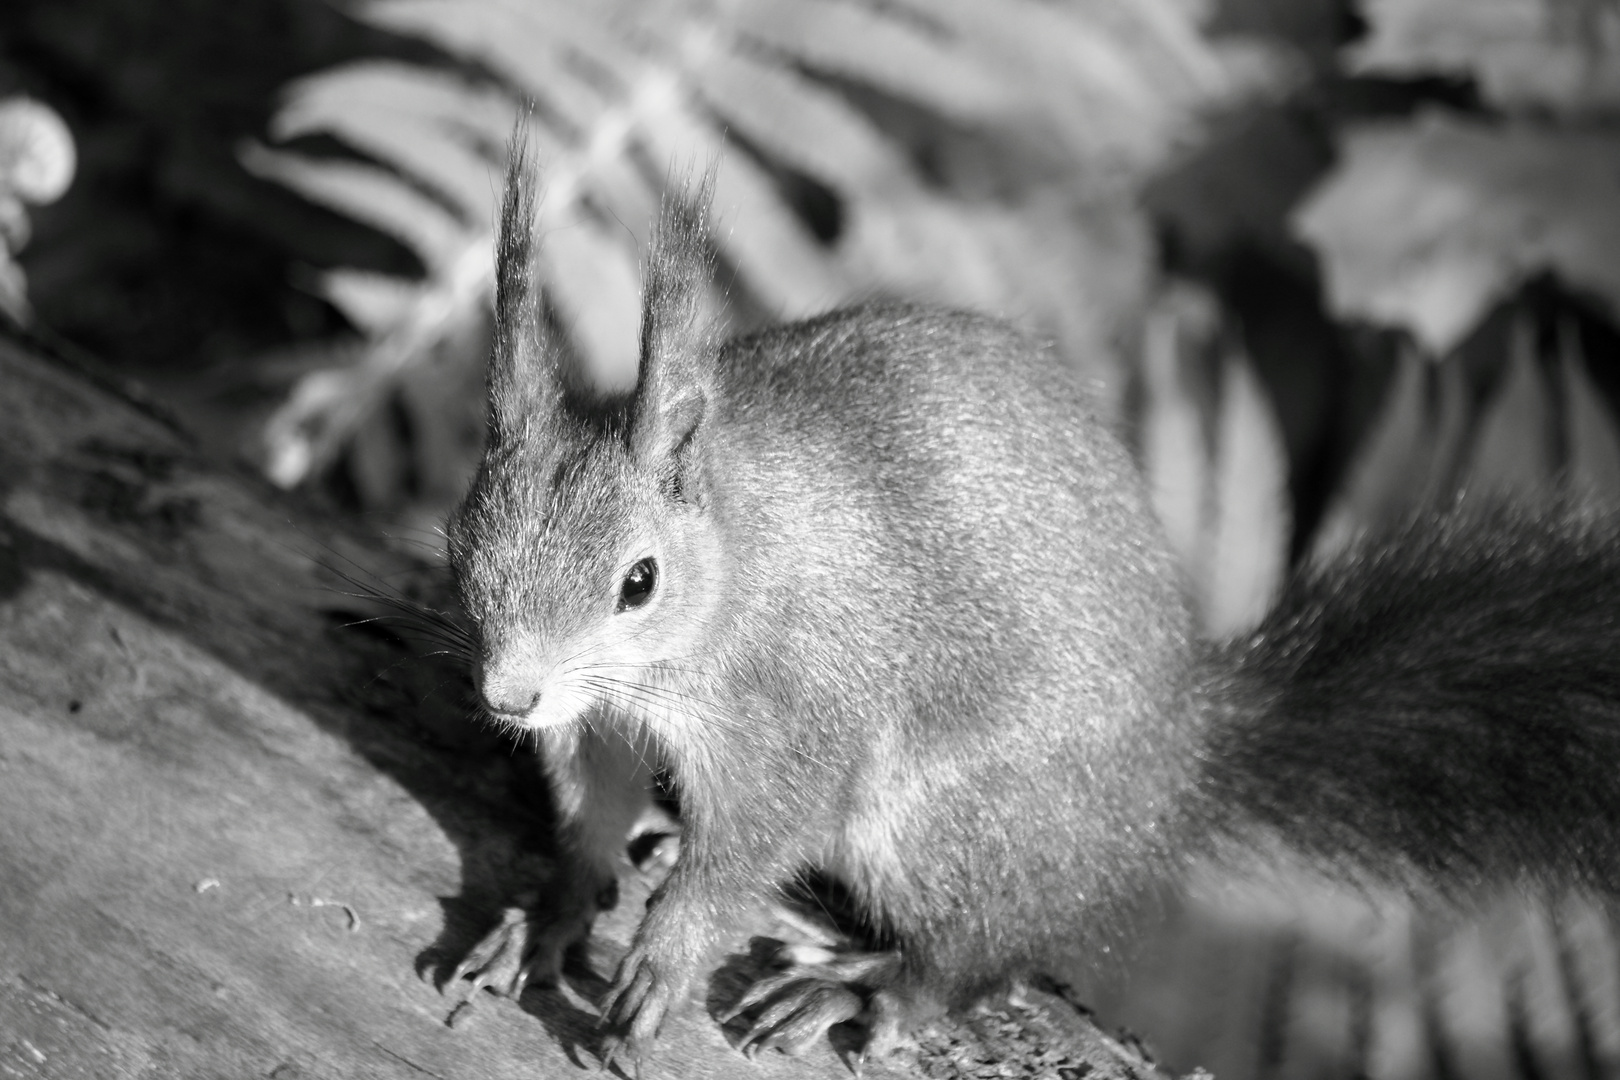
[487,120,559,444]
[634,167,719,465]
[639,167,717,372]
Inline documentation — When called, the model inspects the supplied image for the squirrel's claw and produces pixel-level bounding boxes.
[718,967,809,1024]
[598,944,683,1074]
[598,1033,646,1080]
[447,905,537,997]
[725,946,913,1065]
[734,979,863,1058]
[448,893,601,1006]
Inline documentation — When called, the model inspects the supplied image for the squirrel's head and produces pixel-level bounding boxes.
[447,141,722,732]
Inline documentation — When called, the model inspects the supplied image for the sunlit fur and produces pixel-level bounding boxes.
[448,138,1197,1034]
[447,134,1620,1059]
[449,138,726,739]
[449,425,726,733]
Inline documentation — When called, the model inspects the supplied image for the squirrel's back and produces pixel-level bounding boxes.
[709,301,1189,659]
[700,302,1192,742]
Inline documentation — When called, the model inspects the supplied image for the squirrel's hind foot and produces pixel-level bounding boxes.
[722,941,927,1064]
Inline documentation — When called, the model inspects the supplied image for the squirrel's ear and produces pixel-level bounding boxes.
[486,127,562,443]
[631,171,717,472]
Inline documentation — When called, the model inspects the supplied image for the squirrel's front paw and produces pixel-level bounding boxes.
[446,896,595,1002]
[599,945,688,1075]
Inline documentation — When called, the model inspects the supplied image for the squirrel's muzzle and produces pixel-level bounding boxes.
[473,653,542,721]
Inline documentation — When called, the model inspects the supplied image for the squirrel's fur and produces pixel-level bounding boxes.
[444,143,1620,1064]
[1202,507,1620,893]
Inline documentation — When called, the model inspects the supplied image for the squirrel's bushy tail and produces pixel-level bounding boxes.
[1199,505,1620,894]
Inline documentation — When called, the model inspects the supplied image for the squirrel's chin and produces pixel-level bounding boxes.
[514,702,583,732]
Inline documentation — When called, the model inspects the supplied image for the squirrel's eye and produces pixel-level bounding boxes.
[618,558,657,611]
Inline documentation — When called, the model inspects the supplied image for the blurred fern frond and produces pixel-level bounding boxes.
[1138,282,1291,636]
[245,0,1274,490]
[1352,0,1620,111]
[1293,110,1620,356]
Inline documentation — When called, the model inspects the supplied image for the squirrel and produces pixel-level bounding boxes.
[441,141,1620,1070]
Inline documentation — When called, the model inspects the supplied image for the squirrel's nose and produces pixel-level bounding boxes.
[473,657,540,719]
[481,687,540,718]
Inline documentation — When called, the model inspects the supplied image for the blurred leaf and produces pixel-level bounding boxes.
[734,0,1020,121]
[270,63,507,225]
[1147,106,1329,273]
[394,330,488,506]
[240,144,473,269]
[1293,111,1620,354]
[541,212,643,393]
[1143,287,1215,573]
[247,0,1281,496]
[695,51,914,193]
[1140,283,1288,635]
[1206,0,1349,61]
[1317,302,1620,554]
[318,269,422,337]
[1312,346,1472,558]
[347,388,411,510]
[1352,0,1620,112]
[260,234,491,487]
[1559,316,1620,499]
[1554,893,1620,1067]
[1204,350,1290,635]
[0,252,27,325]
[1321,347,1432,549]
[1464,312,1557,498]
[271,61,515,148]
[895,0,1242,177]
[636,97,845,313]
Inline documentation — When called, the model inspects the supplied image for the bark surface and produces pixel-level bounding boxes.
[0,335,1175,1080]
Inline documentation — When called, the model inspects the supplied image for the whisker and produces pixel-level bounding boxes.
[603,674,836,771]
[341,611,474,645]
[331,597,477,654]
[580,689,669,778]
[575,675,734,726]
[316,557,475,641]
[347,630,473,664]
[576,673,717,712]
[573,678,787,759]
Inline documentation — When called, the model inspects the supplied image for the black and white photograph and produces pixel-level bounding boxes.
[4,2,1620,1077]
